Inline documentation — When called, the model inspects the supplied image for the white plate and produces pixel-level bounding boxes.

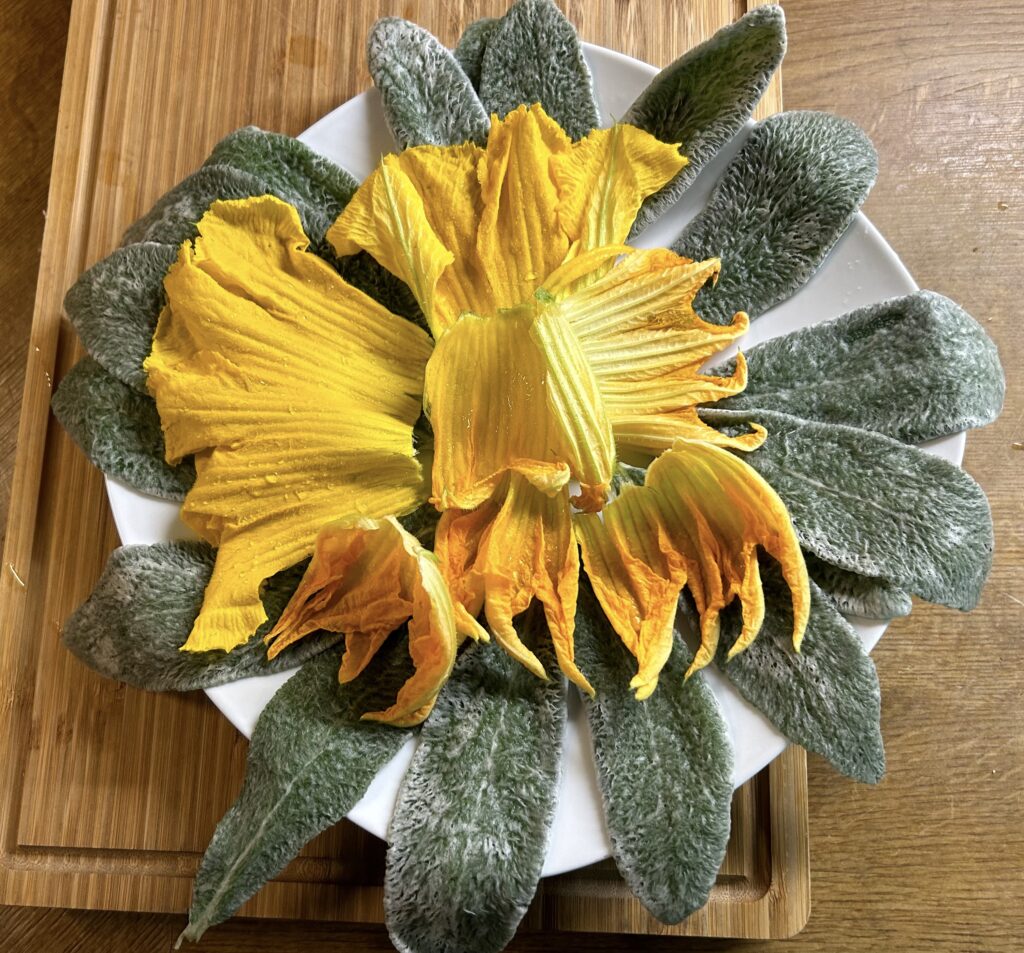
[105,43,965,877]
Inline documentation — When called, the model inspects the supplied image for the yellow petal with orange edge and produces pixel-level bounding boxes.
[578,440,809,694]
[327,144,487,335]
[424,301,614,510]
[474,474,593,695]
[266,517,458,726]
[145,196,431,653]
[552,123,686,252]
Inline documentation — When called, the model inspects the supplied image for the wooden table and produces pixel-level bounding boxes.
[2,1,1022,951]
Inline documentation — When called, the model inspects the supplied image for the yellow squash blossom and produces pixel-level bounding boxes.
[147,104,809,723]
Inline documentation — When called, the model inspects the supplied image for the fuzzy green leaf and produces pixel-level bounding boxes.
[625,5,786,235]
[384,612,565,953]
[710,561,885,783]
[574,581,733,925]
[479,0,600,141]
[201,126,358,249]
[63,242,178,393]
[182,644,416,944]
[63,541,339,692]
[806,554,912,620]
[716,291,1005,442]
[702,408,994,610]
[120,165,272,247]
[52,356,193,500]
[368,18,490,149]
[673,111,877,324]
[454,17,499,89]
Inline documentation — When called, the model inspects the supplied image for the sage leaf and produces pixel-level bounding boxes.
[201,126,359,249]
[63,242,178,393]
[368,18,490,149]
[702,408,994,610]
[479,0,600,141]
[454,17,498,89]
[715,291,1005,443]
[384,611,565,953]
[574,581,733,925]
[52,356,194,500]
[63,540,339,692]
[709,561,885,783]
[806,554,912,620]
[625,5,786,235]
[182,643,416,944]
[673,111,877,324]
[120,165,272,247]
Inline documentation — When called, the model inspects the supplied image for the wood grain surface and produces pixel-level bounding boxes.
[1,1,1022,952]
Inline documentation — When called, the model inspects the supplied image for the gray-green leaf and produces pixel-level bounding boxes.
[120,165,272,247]
[702,408,994,610]
[368,18,490,149]
[384,613,565,953]
[625,5,786,235]
[63,540,339,692]
[709,562,885,784]
[574,581,734,925]
[716,291,1005,443]
[181,644,416,944]
[454,17,498,89]
[63,242,178,393]
[479,0,600,141]
[673,111,877,324]
[201,126,359,249]
[52,356,194,500]
[806,553,912,620]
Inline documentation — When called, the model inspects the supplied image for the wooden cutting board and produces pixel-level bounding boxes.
[0,0,808,940]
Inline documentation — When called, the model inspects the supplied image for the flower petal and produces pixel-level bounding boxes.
[475,104,573,311]
[146,196,432,653]
[552,124,686,251]
[267,517,459,726]
[424,300,615,510]
[478,475,592,694]
[578,439,809,691]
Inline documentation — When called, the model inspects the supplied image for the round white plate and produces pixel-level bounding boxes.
[105,43,964,877]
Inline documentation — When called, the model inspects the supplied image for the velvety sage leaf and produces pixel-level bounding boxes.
[574,581,733,925]
[702,408,994,610]
[715,291,1005,442]
[454,17,498,89]
[368,18,489,149]
[709,561,885,783]
[625,5,786,235]
[63,242,178,393]
[182,643,416,943]
[673,111,877,324]
[52,356,194,500]
[120,165,272,247]
[201,126,359,248]
[384,611,565,953]
[806,553,912,620]
[479,0,600,141]
[62,541,338,692]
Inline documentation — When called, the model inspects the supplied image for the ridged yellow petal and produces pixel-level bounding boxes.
[436,475,593,695]
[475,105,573,312]
[328,144,487,335]
[578,440,810,695]
[266,517,458,726]
[424,299,615,511]
[553,123,686,251]
[145,196,432,653]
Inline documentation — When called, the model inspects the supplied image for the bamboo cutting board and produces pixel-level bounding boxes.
[0,0,808,940]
